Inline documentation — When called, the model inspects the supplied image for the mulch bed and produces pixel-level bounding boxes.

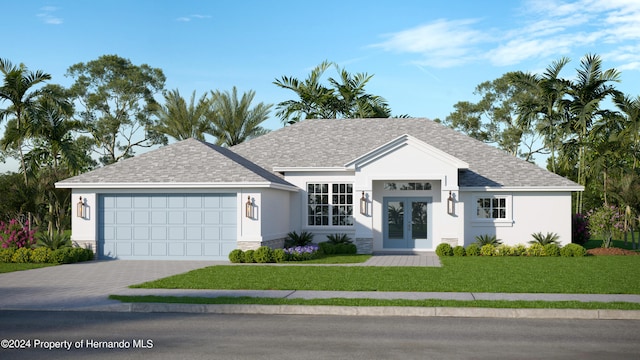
[586,247,640,256]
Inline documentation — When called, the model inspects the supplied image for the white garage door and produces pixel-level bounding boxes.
[98,194,237,260]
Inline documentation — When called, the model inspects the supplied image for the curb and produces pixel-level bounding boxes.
[113,303,640,320]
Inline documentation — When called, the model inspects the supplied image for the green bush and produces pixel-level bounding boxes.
[50,248,73,264]
[543,243,560,257]
[31,247,52,263]
[436,243,453,257]
[318,242,336,255]
[272,249,286,263]
[335,243,357,254]
[452,245,466,257]
[495,244,513,256]
[527,243,545,257]
[244,249,255,263]
[11,247,32,263]
[529,232,560,246]
[36,232,72,250]
[284,231,314,247]
[465,243,480,256]
[253,246,273,263]
[326,233,353,245]
[228,249,244,263]
[0,248,16,262]
[475,234,502,246]
[480,244,496,256]
[71,247,90,262]
[512,244,527,256]
[560,243,587,257]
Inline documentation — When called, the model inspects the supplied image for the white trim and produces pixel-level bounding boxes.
[345,134,469,170]
[55,182,299,192]
[462,186,583,192]
[471,193,514,227]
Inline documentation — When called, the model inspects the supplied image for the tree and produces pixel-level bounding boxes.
[154,89,212,141]
[273,61,390,124]
[444,72,542,161]
[208,86,271,146]
[0,58,52,185]
[66,54,166,165]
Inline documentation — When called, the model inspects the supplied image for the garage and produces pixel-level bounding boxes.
[98,193,237,260]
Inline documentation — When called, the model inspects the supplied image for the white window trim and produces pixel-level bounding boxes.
[306,182,355,228]
[472,194,514,227]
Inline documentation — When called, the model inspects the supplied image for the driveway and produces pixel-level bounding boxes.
[0,260,223,311]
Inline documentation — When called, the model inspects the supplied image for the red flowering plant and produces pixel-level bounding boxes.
[571,213,590,245]
[0,219,36,249]
[587,205,625,248]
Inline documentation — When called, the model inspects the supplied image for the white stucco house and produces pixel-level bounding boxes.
[55,118,583,260]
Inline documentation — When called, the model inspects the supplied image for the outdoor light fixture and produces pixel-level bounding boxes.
[360,191,367,216]
[245,196,255,219]
[77,196,87,219]
[447,191,455,216]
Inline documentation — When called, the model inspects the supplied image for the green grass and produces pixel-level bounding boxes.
[584,237,640,251]
[286,254,370,264]
[132,256,640,294]
[0,262,54,273]
[108,295,640,310]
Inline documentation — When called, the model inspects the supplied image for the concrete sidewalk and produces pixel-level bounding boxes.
[1,259,639,319]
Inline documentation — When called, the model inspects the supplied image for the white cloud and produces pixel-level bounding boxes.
[176,14,211,22]
[37,6,63,25]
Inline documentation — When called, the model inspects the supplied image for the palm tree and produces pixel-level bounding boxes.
[613,94,640,170]
[329,65,391,118]
[0,58,52,186]
[208,87,271,146]
[562,54,621,213]
[154,89,212,141]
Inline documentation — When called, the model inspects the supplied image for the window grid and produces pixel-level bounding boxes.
[477,197,507,219]
[308,183,353,226]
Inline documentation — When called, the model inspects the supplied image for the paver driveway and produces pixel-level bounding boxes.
[0,260,223,311]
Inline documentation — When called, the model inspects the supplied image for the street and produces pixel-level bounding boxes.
[1,310,639,359]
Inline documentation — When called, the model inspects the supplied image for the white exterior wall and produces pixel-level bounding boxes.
[461,191,573,246]
[258,188,292,242]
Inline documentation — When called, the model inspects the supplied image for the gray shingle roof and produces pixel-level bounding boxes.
[231,118,580,188]
[57,138,294,187]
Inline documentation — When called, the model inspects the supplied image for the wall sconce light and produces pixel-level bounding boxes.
[360,191,367,216]
[447,191,455,216]
[77,196,87,219]
[245,196,255,219]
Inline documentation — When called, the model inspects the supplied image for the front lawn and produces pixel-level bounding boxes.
[0,262,54,274]
[132,256,640,294]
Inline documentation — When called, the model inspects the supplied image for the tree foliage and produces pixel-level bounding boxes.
[209,86,271,146]
[154,89,212,141]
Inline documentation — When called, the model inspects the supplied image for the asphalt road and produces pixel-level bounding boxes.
[1,311,639,359]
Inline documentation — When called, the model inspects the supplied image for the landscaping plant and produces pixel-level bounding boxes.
[572,213,590,245]
[529,232,560,246]
[284,231,314,247]
[587,205,625,248]
[474,234,502,246]
[435,243,453,257]
[0,219,36,249]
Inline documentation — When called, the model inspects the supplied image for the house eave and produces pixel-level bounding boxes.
[55,182,299,192]
[272,167,350,173]
[461,186,585,192]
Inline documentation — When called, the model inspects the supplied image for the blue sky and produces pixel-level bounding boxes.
[1,0,639,172]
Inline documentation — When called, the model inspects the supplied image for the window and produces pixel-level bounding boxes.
[476,197,507,219]
[308,183,353,226]
[384,182,432,191]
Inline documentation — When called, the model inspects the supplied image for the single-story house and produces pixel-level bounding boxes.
[55,118,583,260]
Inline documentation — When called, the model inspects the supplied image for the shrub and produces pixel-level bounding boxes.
[228,249,244,263]
[527,243,545,257]
[335,243,357,254]
[572,213,590,245]
[0,248,16,262]
[318,242,336,255]
[529,232,560,246]
[272,249,286,263]
[71,247,90,262]
[36,232,72,250]
[284,231,314,247]
[31,247,52,263]
[512,244,527,256]
[543,243,560,257]
[465,243,480,256]
[0,219,36,249]
[50,248,73,264]
[453,245,466,257]
[560,243,587,257]
[480,244,496,256]
[474,234,502,246]
[244,249,255,263]
[253,246,273,263]
[11,247,32,263]
[436,243,453,257]
[587,205,625,248]
[326,233,353,245]
[284,245,320,261]
[495,244,513,256]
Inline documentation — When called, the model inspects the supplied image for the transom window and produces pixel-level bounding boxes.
[476,197,507,219]
[384,182,432,191]
[308,183,353,226]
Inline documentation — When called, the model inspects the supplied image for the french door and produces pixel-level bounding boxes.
[383,197,431,249]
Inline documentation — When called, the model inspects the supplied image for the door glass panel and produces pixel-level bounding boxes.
[411,201,428,239]
[387,201,404,239]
